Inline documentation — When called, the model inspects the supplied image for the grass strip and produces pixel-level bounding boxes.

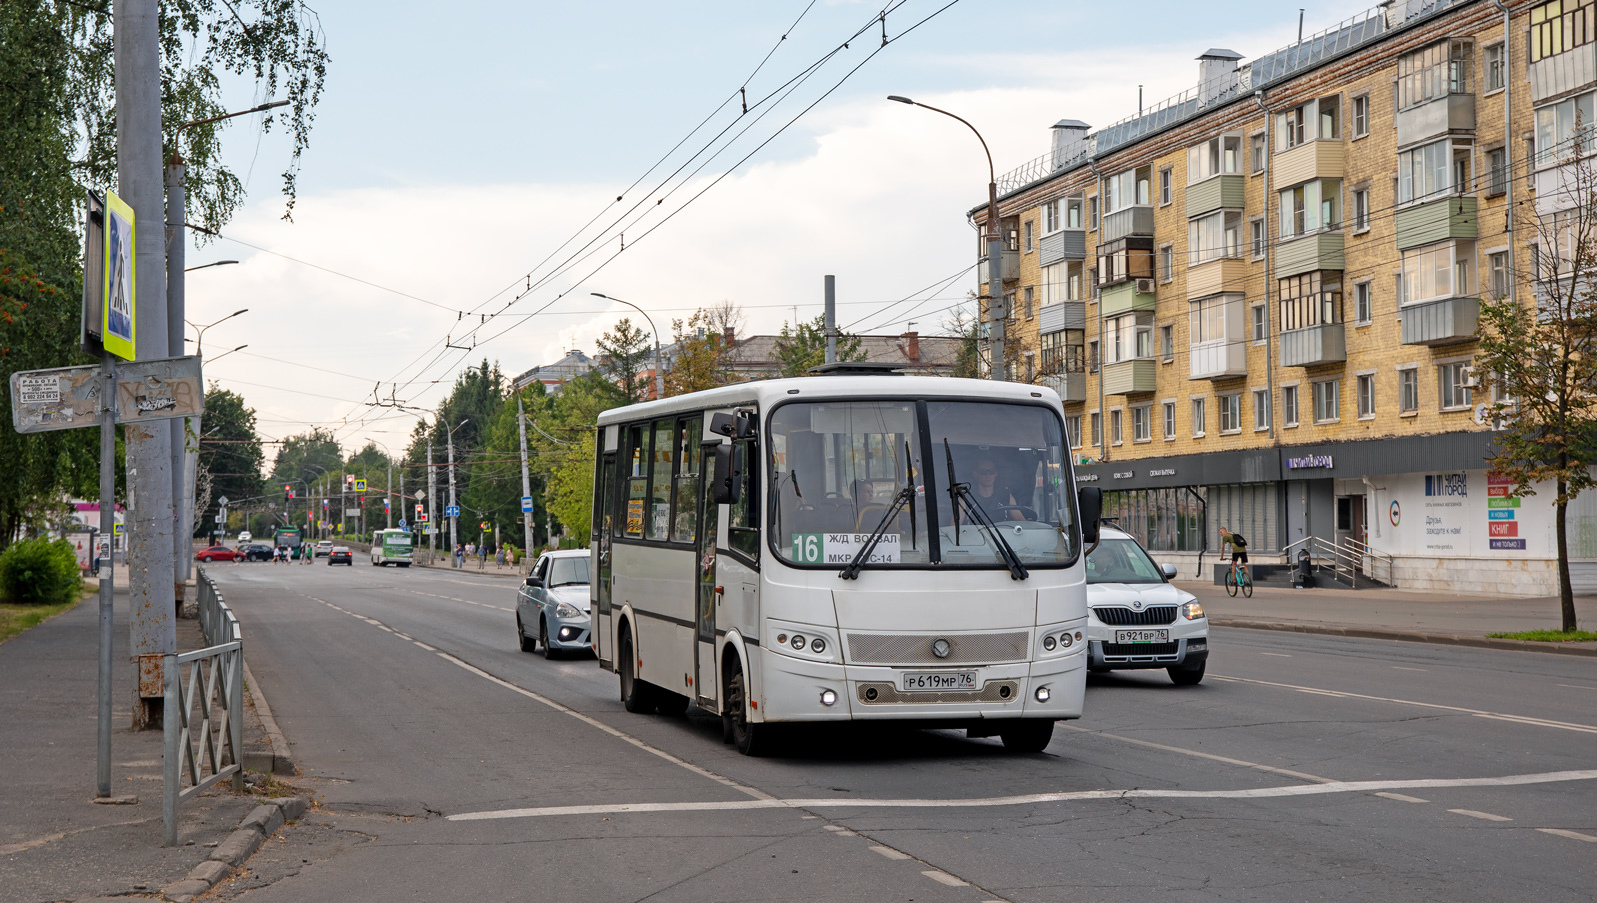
[1487,629,1597,642]
[0,593,85,646]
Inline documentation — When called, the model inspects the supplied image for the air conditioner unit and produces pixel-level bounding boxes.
[1135,278,1157,294]
[1461,366,1480,388]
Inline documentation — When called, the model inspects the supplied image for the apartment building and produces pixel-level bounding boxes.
[975,0,1597,593]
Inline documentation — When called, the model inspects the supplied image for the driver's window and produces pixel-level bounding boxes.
[535,557,549,580]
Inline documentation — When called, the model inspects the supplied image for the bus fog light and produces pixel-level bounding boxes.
[820,689,837,706]
[1060,633,1073,648]
[1035,685,1051,703]
[1074,631,1083,642]
[811,637,825,654]
[777,633,787,645]
[864,687,879,701]
[791,634,806,650]
[1042,635,1056,651]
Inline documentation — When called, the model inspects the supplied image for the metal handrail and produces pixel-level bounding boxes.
[1282,535,1395,588]
[166,566,244,846]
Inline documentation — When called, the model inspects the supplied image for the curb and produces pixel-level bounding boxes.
[242,660,295,775]
[162,796,307,903]
[1211,618,1597,657]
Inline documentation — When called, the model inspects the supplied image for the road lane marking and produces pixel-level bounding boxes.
[1210,675,1597,734]
[409,589,513,612]
[1059,725,1335,783]
[1449,809,1513,821]
[1375,792,1429,803]
[444,769,1597,821]
[922,871,968,887]
[1557,684,1596,691]
[413,641,437,651]
[1259,652,1292,657]
[1391,667,1428,672]
[1537,828,1597,842]
[870,845,910,860]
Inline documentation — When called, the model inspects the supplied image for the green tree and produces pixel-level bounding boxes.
[774,313,864,378]
[530,371,629,546]
[596,317,653,402]
[194,388,264,537]
[943,301,982,379]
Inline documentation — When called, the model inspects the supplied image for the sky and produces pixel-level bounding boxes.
[185,0,1378,455]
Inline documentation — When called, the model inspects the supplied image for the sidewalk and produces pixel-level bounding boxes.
[0,573,269,901]
[1175,580,1597,656]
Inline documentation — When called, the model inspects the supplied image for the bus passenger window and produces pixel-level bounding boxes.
[728,440,760,560]
[672,417,702,543]
[647,419,674,541]
[624,425,647,538]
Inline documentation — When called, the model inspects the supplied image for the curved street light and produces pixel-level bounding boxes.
[185,259,239,273]
[185,308,248,357]
[887,95,1005,380]
[206,343,247,364]
[591,292,663,399]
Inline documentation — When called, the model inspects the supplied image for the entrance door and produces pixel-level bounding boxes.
[1286,480,1308,549]
[693,441,721,711]
[596,451,617,667]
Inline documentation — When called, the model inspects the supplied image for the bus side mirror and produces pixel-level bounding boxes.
[1078,486,1102,545]
[710,444,738,505]
[710,412,736,437]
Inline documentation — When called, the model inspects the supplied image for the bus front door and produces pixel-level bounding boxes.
[694,440,721,711]
[596,451,617,669]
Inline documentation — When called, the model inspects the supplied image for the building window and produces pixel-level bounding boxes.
[1279,179,1341,237]
[1531,0,1597,63]
[1025,351,1035,383]
[1489,251,1510,298]
[1218,394,1241,433]
[1485,42,1506,91]
[1251,303,1267,343]
[1160,324,1174,361]
[1250,217,1266,259]
[1066,193,1084,229]
[1106,313,1153,362]
[1440,361,1473,409]
[1487,147,1507,196]
[1400,367,1419,413]
[1159,243,1175,282]
[1283,384,1299,426]
[1188,134,1243,183]
[1400,240,1476,305]
[1251,131,1266,174]
[1526,136,1538,188]
[1398,139,1471,204]
[1159,166,1173,206]
[1355,281,1372,323]
[1313,379,1341,423]
[1090,411,1102,447]
[1103,166,1153,214]
[1278,271,1343,331]
[1088,340,1099,373]
[1397,40,1472,110]
[1353,187,1369,231]
[1023,286,1034,320]
[1023,220,1034,253]
[1352,94,1369,137]
[1163,401,1176,439]
[1534,91,1595,167]
[1357,374,1375,418]
[1132,405,1151,442]
[1089,195,1099,230]
[1111,409,1123,445]
[1066,415,1082,449]
[1253,389,1270,431]
[1043,199,1060,234]
[1191,397,1206,436]
[1189,210,1243,265]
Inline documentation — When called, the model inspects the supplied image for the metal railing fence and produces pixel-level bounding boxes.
[1284,535,1396,588]
[164,566,244,846]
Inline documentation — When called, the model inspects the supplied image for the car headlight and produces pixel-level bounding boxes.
[554,602,583,619]
[1180,601,1205,620]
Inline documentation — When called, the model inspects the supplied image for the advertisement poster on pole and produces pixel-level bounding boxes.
[100,190,136,361]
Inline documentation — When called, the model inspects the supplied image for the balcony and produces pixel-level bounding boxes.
[1394,196,1477,251]
[976,248,1019,286]
[1280,323,1347,367]
[1401,296,1479,346]
[1189,338,1247,380]
[1038,228,1087,265]
[1276,232,1345,278]
[1185,175,1245,219]
[1273,139,1343,188]
[1100,279,1156,316]
[1529,45,1597,104]
[1039,301,1086,334]
[1396,93,1475,148]
[1186,256,1248,298]
[1039,371,1088,403]
[1101,205,1155,242]
[1102,359,1157,396]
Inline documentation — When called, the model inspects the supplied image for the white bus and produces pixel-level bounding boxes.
[591,368,1103,755]
[370,528,414,567]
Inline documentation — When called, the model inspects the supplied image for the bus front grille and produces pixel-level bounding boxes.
[855,680,1020,705]
[845,632,1029,665]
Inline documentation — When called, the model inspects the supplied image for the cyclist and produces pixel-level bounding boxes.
[1220,527,1249,586]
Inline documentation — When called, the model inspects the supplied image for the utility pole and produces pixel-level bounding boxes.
[447,428,459,567]
[517,395,533,562]
[165,153,192,599]
[120,0,177,729]
[386,457,392,529]
[427,436,437,564]
[824,275,837,365]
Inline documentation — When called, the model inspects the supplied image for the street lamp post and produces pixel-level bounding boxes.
[186,308,248,357]
[590,292,663,399]
[445,419,469,567]
[887,95,1006,380]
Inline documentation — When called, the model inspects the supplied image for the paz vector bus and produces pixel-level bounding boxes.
[587,365,1103,755]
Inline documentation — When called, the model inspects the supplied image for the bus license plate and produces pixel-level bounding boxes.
[1114,629,1169,644]
[901,671,977,691]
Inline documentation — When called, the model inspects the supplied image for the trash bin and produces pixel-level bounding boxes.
[1294,549,1315,588]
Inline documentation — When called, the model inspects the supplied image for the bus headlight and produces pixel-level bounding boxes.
[1035,685,1051,703]
[1060,632,1074,648]
[810,637,826,654]
[1042,635,1056,651]
[1181,602,1206,620]
[791,634,806,650]
[820,689,837,706]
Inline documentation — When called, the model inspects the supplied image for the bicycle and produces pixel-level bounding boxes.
[1224,560,1252,598]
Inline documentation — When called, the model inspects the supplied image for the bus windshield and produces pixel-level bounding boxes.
[768,399,1078,569]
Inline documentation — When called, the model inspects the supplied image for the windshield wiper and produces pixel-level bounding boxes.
[943,439,1028,580]
[839,441,918,580]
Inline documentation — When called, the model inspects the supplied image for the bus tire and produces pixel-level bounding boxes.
[727,668,771,756]
[999,720,1055,753]
[618,625,656,714]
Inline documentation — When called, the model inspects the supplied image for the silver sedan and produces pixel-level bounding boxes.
[515,550,592,659]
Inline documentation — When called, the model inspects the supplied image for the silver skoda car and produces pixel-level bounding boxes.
[516,550,592,658]
[1084,526,1208,684]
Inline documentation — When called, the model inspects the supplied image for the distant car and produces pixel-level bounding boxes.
[237,531,252,544]
[241,543,275,562]
[515,550,592,658]
[315,540,334,558]
[1084,526,1208,685]
[328,546,353,566]
[194,545,238,563]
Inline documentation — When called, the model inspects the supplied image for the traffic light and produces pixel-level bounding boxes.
[284,484,292,503]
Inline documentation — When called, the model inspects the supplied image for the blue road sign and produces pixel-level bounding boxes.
[397,519,407,530]
[521,496,534,513]
[445,505,461,518]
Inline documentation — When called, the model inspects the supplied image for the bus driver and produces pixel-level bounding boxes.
[972,457,1028,521]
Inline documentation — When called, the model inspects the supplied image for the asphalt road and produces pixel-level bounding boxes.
[209,561,1597,902]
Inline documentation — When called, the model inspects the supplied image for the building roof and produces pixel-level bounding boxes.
[511,349,596,391]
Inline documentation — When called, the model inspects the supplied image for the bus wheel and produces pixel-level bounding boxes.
[618,626,655,714]
[999,720,1055,753]
[726,668,771,756]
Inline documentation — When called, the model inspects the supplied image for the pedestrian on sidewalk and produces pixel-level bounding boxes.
[495,547,505,569]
